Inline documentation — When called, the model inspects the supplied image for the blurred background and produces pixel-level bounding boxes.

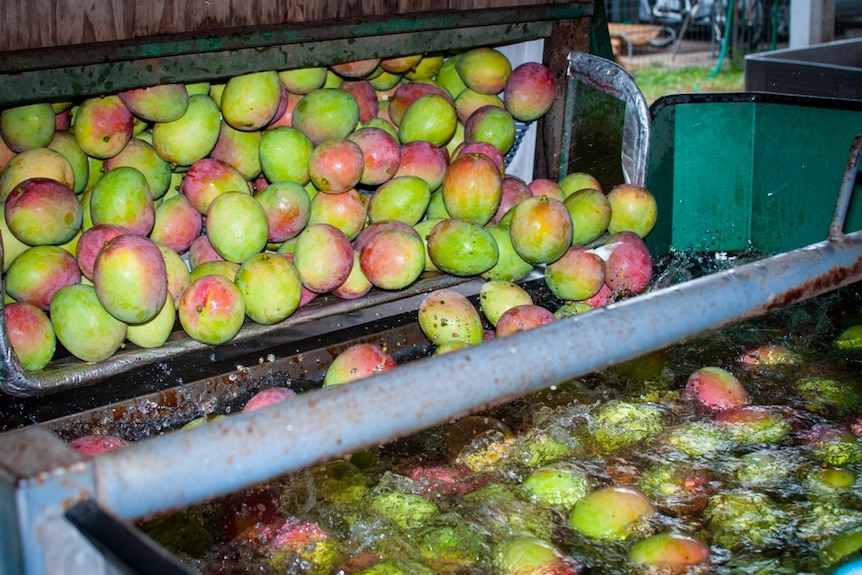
[610,0,862,103]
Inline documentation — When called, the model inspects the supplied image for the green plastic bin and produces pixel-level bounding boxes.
[645,92,862,256]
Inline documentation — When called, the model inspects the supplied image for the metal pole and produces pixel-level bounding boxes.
[94,231,862,521]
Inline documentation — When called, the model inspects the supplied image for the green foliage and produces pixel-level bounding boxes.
[631,64,745,105]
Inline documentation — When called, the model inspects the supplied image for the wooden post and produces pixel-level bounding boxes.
[790,0,835,49]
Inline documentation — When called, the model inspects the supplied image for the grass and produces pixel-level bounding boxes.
[630,62,745,106]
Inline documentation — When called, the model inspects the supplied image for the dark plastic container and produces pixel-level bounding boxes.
[744,37,862,99]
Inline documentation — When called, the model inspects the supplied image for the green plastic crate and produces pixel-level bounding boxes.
[645,93,862,256]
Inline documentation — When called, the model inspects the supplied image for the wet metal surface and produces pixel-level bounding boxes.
[567,51,652,187]
[86,231,862,522]
[0,274,474,398]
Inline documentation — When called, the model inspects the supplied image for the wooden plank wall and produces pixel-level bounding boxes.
[0,0,552,53]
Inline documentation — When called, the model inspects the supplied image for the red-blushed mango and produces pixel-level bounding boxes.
[152,94,221,167]
[50,284,127,362]
[479,280,533,327]
[1,103,56,152]
[89,166,155,236]
[426,218,499,277]
[0,148,75,202]
[508,195,573,265]
[323,343,397,387]
[54,108,72,131]
[234,251,303,325]
[418,288,484,346]
[388,82,452,126]
[242,387,296,412]
[178,274,245,345]
[292,88,360,145]
[255,181,310,244]
[188,234,225,269]
[68,434,129,456]
[442,153,502,226]
[340,80,379,123]
[464,105,516,155]
[380,54,423,74]
[544,246,606,301]
[495,304,556,337]
[205,191,268,264]
[259,126,313,185]
[179,157,250,215]
[481,223,535,283]
[584,283,614,309]
[331,251,373,300]
[398,94,458,147]
[76,224,130,281]
[150,194,202,255]
[6,245,81,310]
[629,531,711,573]
[73,95,134,159]
[455,47,512,95]
[607,183,658,238]
[118,83,189,123]
[564,188,611,246]
[503,62,556,122]
[367,176,431,226]
[353,220,416,253]
[265,90,301,129]
[451,140,505,175]
[529,178,566,202]
[393,141,448,191]
[308,138,364,194]
[4,301,55,370]
[5,178,82,246]
[359,227,425,290]
[685,366,749,412]
[308,188,367,241]
[278,67,327,94]
[277,253,320,309]
[491,175,532,225]
[103,137,173,200]
[209,121,262,181]
[266,83,288,127]
[221,71,282,131]
[125,295,176,349]
[292,223,354,293]
[348,127,401,187]
[330,58,381,79]
[93,233,168,324]
[592,231,653,297]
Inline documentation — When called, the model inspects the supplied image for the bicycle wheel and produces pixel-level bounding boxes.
[711,0,768,51]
